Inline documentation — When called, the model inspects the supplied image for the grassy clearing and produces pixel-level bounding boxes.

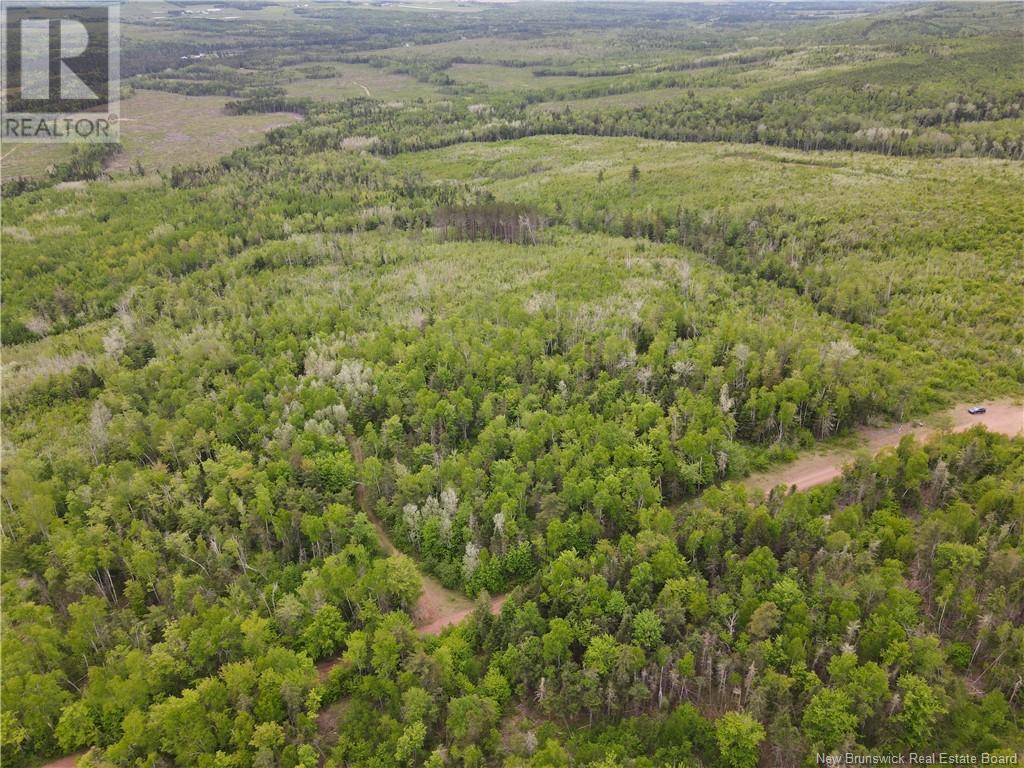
[284,63,439,102]
[1,144,69,180]
[447,62,594,91]
[1,90,299,180]
[367,31,626,67]
[106,90,300,174]
[393,135,1023,237]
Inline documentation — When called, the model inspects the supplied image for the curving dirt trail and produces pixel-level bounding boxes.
[304,436,505,683]
[344,435,495,633]
[747,399,1023,493]
[37,753,86,768]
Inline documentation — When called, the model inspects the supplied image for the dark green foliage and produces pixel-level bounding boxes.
[433,203,545,244]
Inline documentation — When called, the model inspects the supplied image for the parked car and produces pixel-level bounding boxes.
[967,406,987,415]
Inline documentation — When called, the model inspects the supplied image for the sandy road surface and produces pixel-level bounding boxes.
[306,438,506,685]
[37,754,86,768]
[419,594,508,636]
[747,399,1023,493]
[345,435,502,634]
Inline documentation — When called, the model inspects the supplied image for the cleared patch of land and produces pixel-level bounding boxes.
[106,90,299,174]
[368,33,626,68]
[1,143,69,179]
[284,63,436,102]
[316,697,350,746]
[37,752,86,768]
[1,90,299,180]
[448,62,593,91]
[419,594,508,636]
[393,136,1024,393]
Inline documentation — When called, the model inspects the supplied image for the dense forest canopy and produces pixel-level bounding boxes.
[1,2,1022,768]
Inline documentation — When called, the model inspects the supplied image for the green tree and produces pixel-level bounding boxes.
[542,617,574,666]
[748,601,781,639]
[370,554,422,610]
[632,609,664,650]
[446,695,499,748]
[300,604,347,659]
[55,700,100,753]
[894,674,946,746]
[715,711,765,768]
[395,721,428,765]
[802,688,856,752]
[583,634,619,676]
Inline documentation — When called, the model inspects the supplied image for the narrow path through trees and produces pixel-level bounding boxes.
[344,434,499,637]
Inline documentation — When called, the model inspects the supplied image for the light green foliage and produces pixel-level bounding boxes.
[632,609,664,650]
[584,634,620,676]
[802,689,857,752]
[542,617,575,665]
[715,711,766,768]
[394,721,427,765]
[481,666,512,708]
[894,674,947,746]
[300,605,348,659]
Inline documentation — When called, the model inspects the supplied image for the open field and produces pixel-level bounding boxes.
[448,62,595,91]
[284,63,438,102]
[1,144,64,180]
[108,90,300,174]
[393,135,1024,395]
[364,31,629,68]
[1,90,299,181]
[109,90,299,173]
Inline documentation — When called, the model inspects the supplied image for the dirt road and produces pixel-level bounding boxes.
[419,594,508,636]
[345,435,502,636]
[313,436,505,681]
[747,399,1023,493]
[37,754,85,768]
